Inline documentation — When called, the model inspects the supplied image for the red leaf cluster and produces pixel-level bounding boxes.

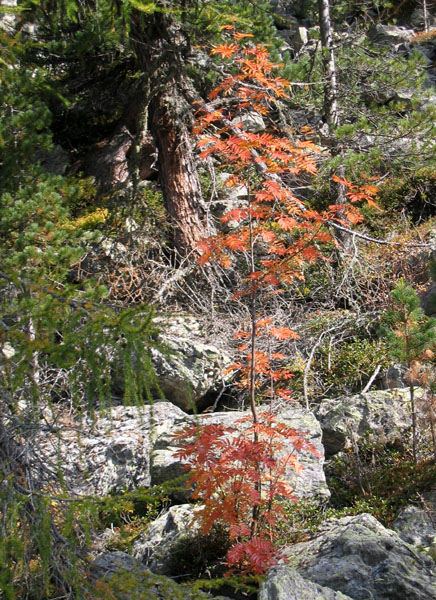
[172,411,318,573]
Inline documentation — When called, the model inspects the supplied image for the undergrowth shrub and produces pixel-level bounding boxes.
[325,439,436,525]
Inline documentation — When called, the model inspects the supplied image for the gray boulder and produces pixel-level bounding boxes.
[259,565,353,600]
[132,504,201,574]
[285,513,436,600]
[392,488,436,548]
[35,399,328,503]
[152,406,330,503]
[152,315,230,412]
[91,551,147,580]
[368,24,414,46]
[0,0,18,34]
[212,172,249,230]
[392,504,436,548]
[35,402,187,496]
[378,363,408,389]
[410,8,436,30]
[421,282,436,316]
[231,111,265,133]
[38,144,70,175]
[316,388,417,457]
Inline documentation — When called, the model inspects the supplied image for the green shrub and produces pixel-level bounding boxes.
[325,439,436,525]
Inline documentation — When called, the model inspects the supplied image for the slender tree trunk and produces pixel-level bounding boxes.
[430,406,436,461]
[410,382,418,465]
[248,186,261,536]
[317,0,352,252]
[423,0,430,32]
[317,0,338,129]
[131,6,207,256]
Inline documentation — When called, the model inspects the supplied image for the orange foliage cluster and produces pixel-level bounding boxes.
[224,317,297,400]
[411,28,436,43]
[195,43,378,283]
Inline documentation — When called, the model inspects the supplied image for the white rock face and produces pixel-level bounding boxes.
[152,406,330,504]
[35,402,187,496]
[35,399,329,505]
[0,0,17,34]
[231,111,266,133]
[132,504,201,573]
[368,24,415,46]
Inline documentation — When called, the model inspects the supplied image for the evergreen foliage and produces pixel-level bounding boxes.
[281,3,436,214]
[0,10,164,599]
[380,278,436,463]
[380,278,436,364]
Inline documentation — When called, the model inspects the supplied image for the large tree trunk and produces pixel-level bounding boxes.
[131,6,207,256]
[150,83,207,255]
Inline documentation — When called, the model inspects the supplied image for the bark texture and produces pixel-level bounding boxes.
[131,5,206,256]
[150,85,207,255]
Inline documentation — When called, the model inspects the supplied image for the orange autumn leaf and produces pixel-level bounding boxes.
[233,32,254,40]
[366,197,382,211]
[221,208,248,224]
[276,216,297,231]
[260,230,276,243]
[270,327,299,340]
[276,388,293,400]
[234,330,250,339]
[220,255,231,268]
[332,173,354,188]
[256,317,272,328]
[210,43,238,58]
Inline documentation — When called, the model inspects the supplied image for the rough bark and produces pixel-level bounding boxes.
[150,85,207,255]
[131,6,206,256]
